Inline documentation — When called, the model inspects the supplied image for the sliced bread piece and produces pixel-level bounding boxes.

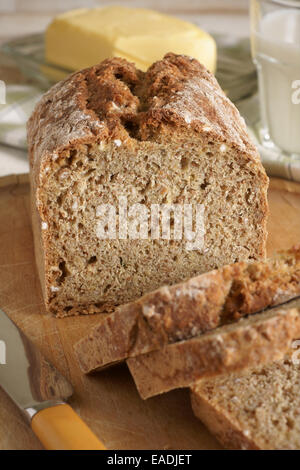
[75,247,300,373]
[126,298,300,399]
[191,358,300,449]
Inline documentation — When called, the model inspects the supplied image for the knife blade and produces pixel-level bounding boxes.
[0,308,105,450]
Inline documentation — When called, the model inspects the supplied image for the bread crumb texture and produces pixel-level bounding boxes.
[191,357,300,450]
[75,246,300,373]
[27,53,268,316]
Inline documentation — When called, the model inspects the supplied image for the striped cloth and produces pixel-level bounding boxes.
[0,84,42,149]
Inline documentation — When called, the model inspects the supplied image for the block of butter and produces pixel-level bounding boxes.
[45,6,217,73]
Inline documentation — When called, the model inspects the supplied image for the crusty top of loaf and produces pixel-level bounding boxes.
[27,53,260,177]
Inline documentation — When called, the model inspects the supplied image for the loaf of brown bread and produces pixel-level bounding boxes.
[126,298,300,399]
[75,247,300,373]
[191,357,300,449]
[28,53,268,317]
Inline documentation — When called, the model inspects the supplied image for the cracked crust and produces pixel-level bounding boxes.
[126,298,300,399]
[75,246,300,373]
[27,53,261,181]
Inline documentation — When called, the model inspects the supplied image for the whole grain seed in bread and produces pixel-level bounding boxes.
[28,53,268,317]
[126,298,300,399]
[75,247,300,373]
[191,358,300,449]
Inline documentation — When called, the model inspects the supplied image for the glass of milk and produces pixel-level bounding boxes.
[250,0,300,157]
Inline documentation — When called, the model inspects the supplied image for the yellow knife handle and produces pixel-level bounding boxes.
[31,404,106,450]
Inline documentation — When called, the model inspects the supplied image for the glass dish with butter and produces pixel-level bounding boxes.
[2,6,217,89]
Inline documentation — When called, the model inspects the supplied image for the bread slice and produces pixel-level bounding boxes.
[191,358,300,449]
[75,247,300,373]
[28,53,268,317]
[126,298,300,399]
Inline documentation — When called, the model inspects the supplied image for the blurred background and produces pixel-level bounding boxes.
[0,1,250,177]
[4,0,294,181]
[0,0,249,176]
[0,1,249,42]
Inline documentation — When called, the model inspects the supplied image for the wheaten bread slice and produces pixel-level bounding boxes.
[126,298,300,399]
[191,358,300,449]
[75,247,300,373]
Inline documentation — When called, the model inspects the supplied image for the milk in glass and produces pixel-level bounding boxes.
[252,9,300,155]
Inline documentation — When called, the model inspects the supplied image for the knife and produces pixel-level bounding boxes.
[0,307,105,450]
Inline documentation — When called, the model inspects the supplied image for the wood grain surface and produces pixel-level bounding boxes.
[0,174,299,450]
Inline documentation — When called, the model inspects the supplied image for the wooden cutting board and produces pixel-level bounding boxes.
[0,174,300,450]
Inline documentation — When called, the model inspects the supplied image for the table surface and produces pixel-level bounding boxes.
[0,1,249,177]
[1,174,300,450]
